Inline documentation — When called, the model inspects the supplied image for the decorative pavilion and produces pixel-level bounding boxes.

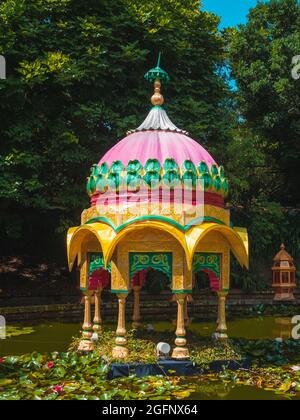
[67,57,249,360]
[272,244,297,301]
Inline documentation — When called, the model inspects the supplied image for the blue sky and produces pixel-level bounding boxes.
[202,0,260,28]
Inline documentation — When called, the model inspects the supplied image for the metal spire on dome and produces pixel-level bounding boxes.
[127,53,188,135]
[144,52,170,85]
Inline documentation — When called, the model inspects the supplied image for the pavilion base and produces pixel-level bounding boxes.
[107,359,251,380]
[112,345,129,359]
[171,347,190,360]
[215,332,228,340]
[77,340,94,352]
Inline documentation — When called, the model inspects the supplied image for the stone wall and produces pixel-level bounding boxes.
[1,289,300,322]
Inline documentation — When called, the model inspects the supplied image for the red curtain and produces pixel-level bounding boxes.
[88,268,110,291]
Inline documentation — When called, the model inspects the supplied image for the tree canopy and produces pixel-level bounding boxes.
[0,0,230,255]
[0,0,299,289]
[229,0,300,205]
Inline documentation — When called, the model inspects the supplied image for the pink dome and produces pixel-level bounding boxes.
[99,130,217,167]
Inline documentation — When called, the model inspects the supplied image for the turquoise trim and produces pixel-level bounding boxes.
[88,252,111,275]
[172,290,193,294]
[84,215,225,232]
[129,252,172,281]
[193,253,221,278]
[111,290,129,294]
[85,217,116,230]
[184,217,225,230]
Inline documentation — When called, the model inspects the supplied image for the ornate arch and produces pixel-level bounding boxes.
[186,223,249,269]
[104,220,191,270]
[67,223,115,271]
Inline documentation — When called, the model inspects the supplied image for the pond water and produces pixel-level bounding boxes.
[0,316,293,356]
[186,382,296,400]
[0,316,297,400]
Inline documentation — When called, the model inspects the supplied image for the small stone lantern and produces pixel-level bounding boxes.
[272,244,297,301]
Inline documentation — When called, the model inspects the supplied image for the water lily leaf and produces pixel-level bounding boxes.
[279,381,292,392]
[0,379,13,386]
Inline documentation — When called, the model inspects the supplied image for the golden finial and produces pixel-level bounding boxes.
[151,79,164,106]
[144,52,170,107]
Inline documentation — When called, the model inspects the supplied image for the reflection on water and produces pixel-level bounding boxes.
[0,323,80,356]
[186,380,297,400]
[273,318,292,340]
[0,316,294,356]
[154,317,293,340]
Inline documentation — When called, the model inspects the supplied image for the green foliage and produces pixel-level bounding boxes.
[224,0,300,288]
[0,350,192,400]
[2,329,300,399]
[5,326,35,338]
[228,0,300,205]
[0,0,228,253]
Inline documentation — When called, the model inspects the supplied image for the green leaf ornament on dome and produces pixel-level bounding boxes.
[144,159,161,173]
[211,164,219,177]
[127,160,143,174]
[90,164,100,177]
[107,173,121,189]
[162,170,181,188]
[87,176,97,196]
[163,158,179,172]
[182,171,197,189]
[110,160,124,174]
[219,165,225,178]
[198,161,209,175]
[127,173,143,193]
[144,171,161,189]
[213,175,222,192]
[200,173,213,191]
[96,175,108,194]
[99,162,109,175]
[182,160,197,175]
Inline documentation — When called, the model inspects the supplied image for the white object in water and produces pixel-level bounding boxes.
[156,342,171,359]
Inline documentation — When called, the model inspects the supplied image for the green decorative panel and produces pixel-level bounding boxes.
[193,253,221,278]
[88,252,111,275]
[129,252,172,280]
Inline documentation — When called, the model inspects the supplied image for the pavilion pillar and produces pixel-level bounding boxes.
[93,288,103,333]
[78,291,94,352]
[112,293,129,359]
[132,285,142,328]
[184,294,193,326]
[216,290,228,339]
[172,294,189,360]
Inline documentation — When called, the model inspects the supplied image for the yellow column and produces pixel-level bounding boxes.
[93,288,103,332]
[216,295,220,325]
[78,291,94,352]
[112,293,129,359]
[132,285,142,328]
[216,290,228,339]
[172,294,189,359]
[184,294,193,326]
